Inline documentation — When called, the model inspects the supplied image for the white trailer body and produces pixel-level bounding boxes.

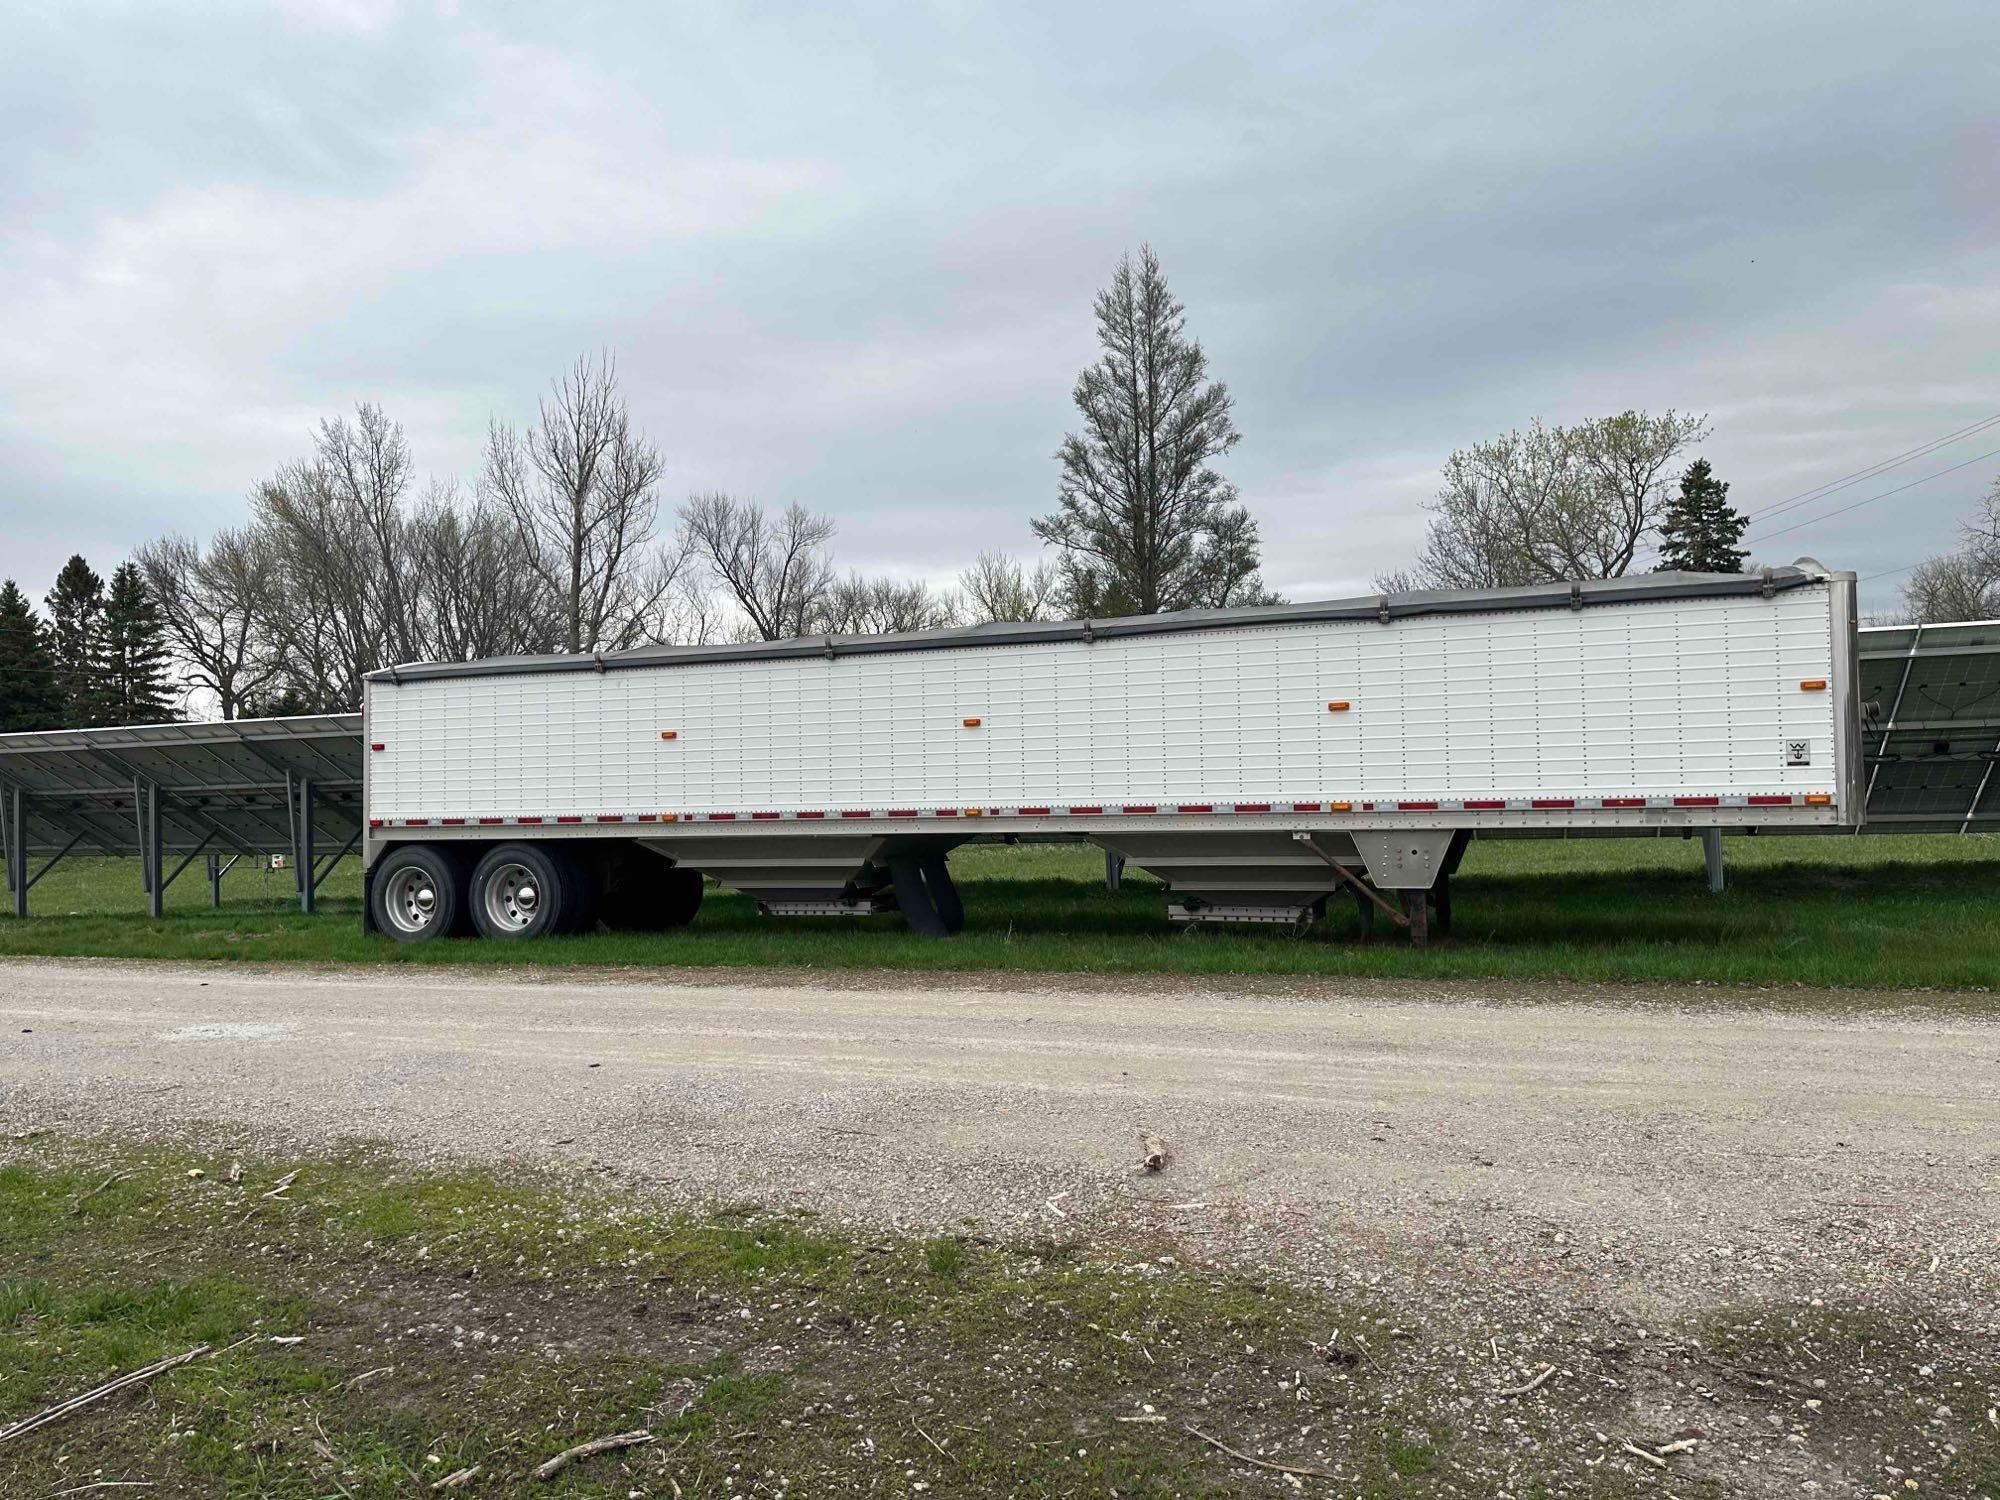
[361,564,1862,941]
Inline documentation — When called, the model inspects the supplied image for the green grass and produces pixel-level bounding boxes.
[4,1139,1984,1496]
[3,834,1998,987]
[0,1139,1523,1497]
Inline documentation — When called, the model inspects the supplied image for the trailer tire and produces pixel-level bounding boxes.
[889,857,951,938]
[600,865,704,931]
[369,843,468,944]
[469,842,593,940]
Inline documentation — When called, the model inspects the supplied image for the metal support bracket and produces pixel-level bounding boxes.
[309,827,361,896]
[1294,833,1410,928]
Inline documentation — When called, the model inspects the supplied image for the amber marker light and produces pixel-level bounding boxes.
[660,730,678,740]
[963,717,982,727]
[1799,679,1827,691]
[1327,700,1351,712]
[1804,793,1832,805]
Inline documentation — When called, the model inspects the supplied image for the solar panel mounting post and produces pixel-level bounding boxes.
[6,784,22,917]
[145,781,164,919]
[297,778,315,914]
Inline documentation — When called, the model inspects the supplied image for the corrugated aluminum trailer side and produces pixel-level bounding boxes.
[360,563,1862,944]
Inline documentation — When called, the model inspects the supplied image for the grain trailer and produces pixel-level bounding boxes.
[359,562,1863,944]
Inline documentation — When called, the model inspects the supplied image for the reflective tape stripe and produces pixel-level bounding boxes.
[376,793,1819,828]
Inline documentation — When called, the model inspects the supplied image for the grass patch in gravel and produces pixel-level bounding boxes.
[4,1138,1993,1497]
[0,1139,1440,1497]
[3,835,1999,988]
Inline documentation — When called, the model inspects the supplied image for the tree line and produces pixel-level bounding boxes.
[4,243,1992,734]
[1,247,1269,731]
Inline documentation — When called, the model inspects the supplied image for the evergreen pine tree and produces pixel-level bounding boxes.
[44,554,108,727]
[0,579,65,732]
[99,562,176,724]
[1033,245,1275,614]
[1655,458,1748,573]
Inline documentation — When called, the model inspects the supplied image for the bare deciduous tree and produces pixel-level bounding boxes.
[1567,410,1710,578]
[405,486,557,663]
[821,574,960,635]
[135,527,281,719]
[483,353,686,654]
[958,551,1059,623]
[678,493,838,641]
[1903,478,2000,623]
[251,405,416,711]
[1394,411,1709,590]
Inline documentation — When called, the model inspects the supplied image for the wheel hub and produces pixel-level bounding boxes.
[382,866,441,935]
[483,862,543,933]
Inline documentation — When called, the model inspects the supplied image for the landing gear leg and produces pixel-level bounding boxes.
[921,854,964,934]
[1351,885,1377,941]
[890,855,963,938]
[1400,889,1430,948]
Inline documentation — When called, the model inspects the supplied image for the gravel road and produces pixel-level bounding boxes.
[6,959,1997,1494]
[2,958,1993,1295]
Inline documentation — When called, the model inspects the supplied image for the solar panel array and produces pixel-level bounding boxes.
[1,716,362,914]
[1857,619,2000,833]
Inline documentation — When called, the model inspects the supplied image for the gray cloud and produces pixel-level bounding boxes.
[3,0,1996,618]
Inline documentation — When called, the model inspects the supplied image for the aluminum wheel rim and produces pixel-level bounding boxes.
[382,865,440,935]
[482,862,542,933]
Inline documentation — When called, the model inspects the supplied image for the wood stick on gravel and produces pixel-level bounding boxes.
[429,1465,481,1490]
[914,1423,951,1460]
[0,1345,211,1445]
[1139,1130,1169,1172]
[262,1170,301,1199]
[1622,1440,1667,1469]
[1184,1425,1337,1480]
[69,1170,134,1214]
[1656,1437,1700,1455]
[1497,1363,1557,1396]
[533,1429,655,1480]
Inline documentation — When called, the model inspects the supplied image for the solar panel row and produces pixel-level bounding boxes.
[0,715,362,915]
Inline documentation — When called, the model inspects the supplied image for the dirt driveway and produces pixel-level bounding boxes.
[2,959,1993,1292]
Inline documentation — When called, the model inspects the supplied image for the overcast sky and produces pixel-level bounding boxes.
[3,0,1996,618]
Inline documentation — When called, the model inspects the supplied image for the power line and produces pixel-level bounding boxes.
[1748,410,2000,522]
[1744,445,2000,546]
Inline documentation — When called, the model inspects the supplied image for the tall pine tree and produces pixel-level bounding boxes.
[99,562,175,724]
[0,580,65,732]
[44,554,108,728]
[1655,458,1748,573]
[1033,245,1277,615]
